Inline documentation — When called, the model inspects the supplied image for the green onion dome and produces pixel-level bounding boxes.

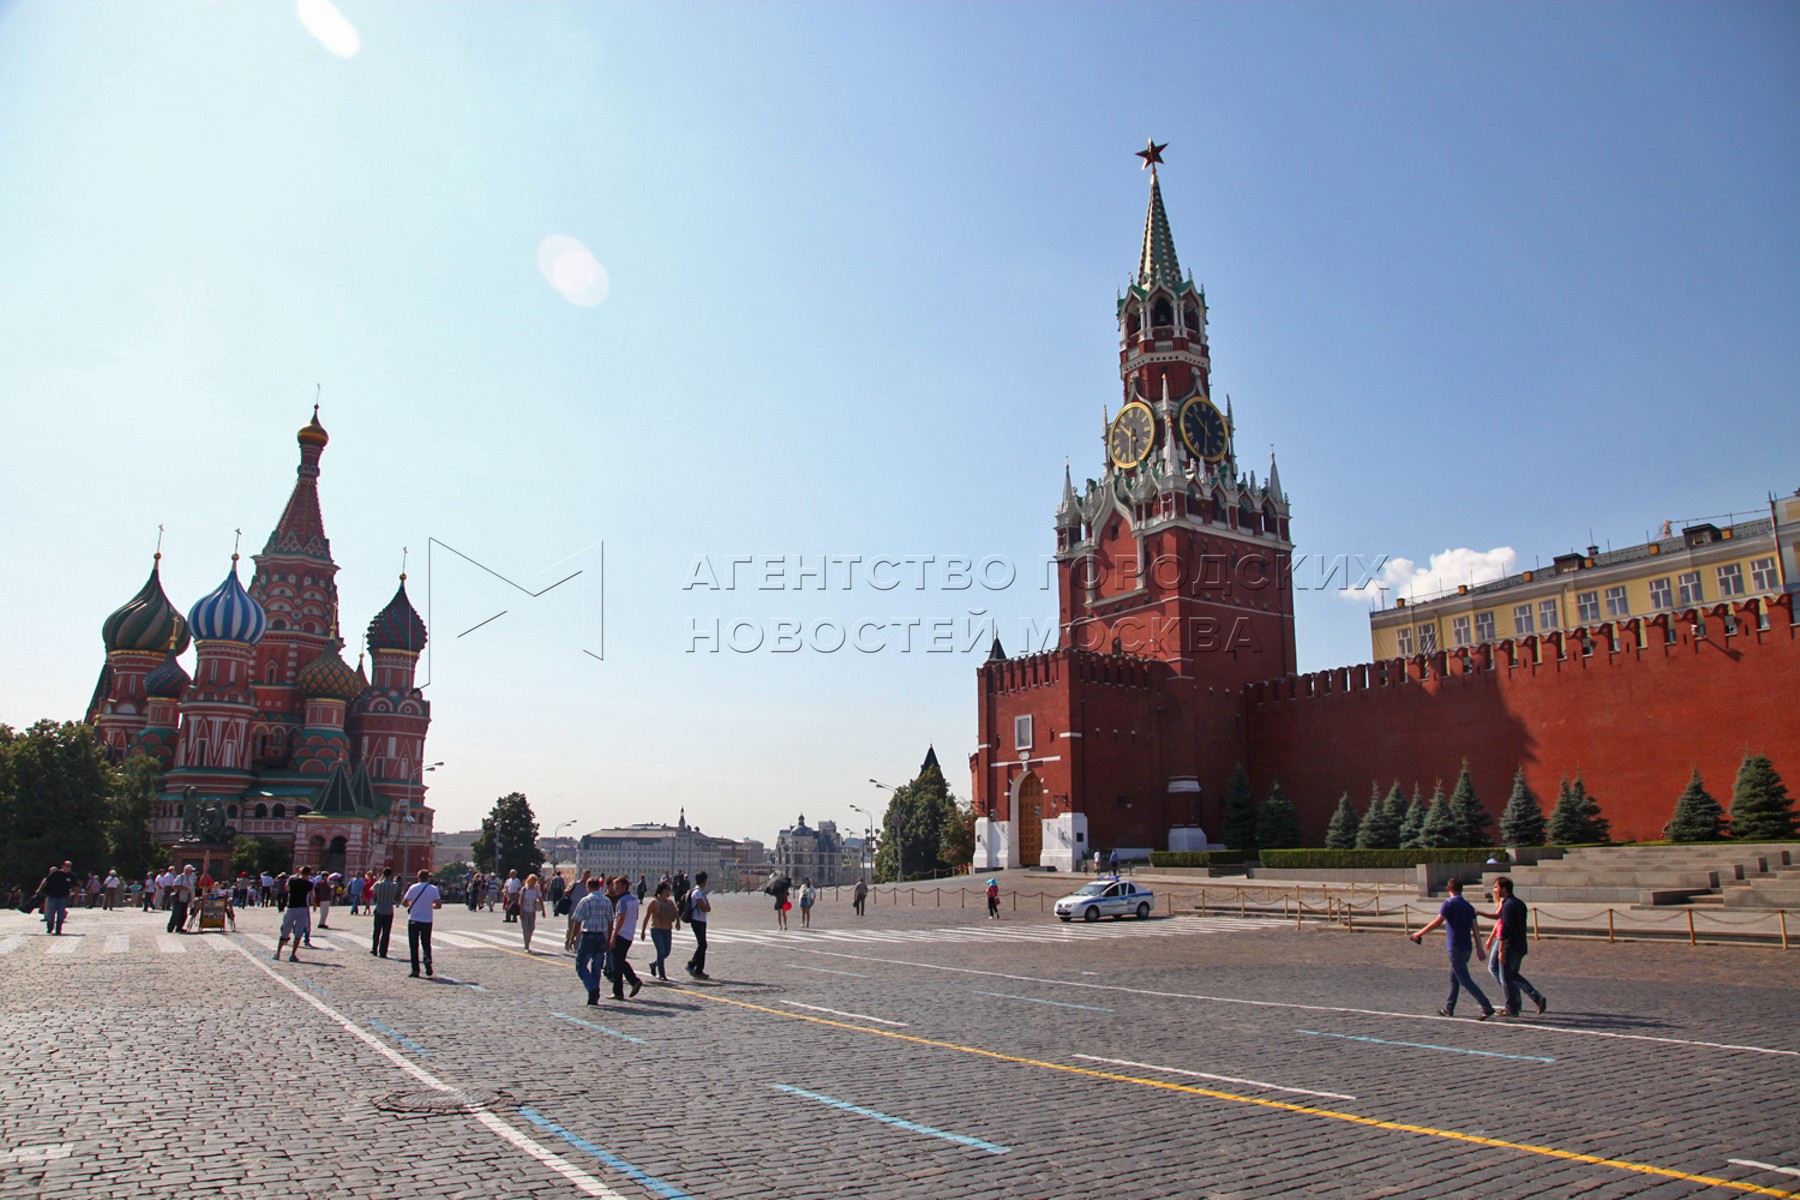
[102,556,192,654]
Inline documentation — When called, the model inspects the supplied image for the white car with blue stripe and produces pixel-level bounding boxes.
[1054,878,1154,922]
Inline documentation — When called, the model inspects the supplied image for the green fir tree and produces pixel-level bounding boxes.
[1398,790,1427,849]
[472,792,544,879]
[1324,793,1360,850]
[1446,761,1492,847]
[1221,765,1259,854]
[1419,782,1459,848]
[1570,775,1610,844]
[1356,781,1402,849]
[1256,781,1301,850]
[1729,754,1797,842]
[1497,767,1547,846]
[1664,769,1728,842]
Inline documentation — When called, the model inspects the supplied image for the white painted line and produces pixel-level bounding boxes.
[105,935,131,954]
[433,933,492,950]
[783,964,869,978]
[0,1143,72,1167]
[456,929,522,947]
[974,990,1112,1012]
[0,937,22,956]
[1730,1159,1800,1179]
[46,937,83,956]
[155,935,187,954]
[241,934,277,951]
[218,937,628,1198]
[780,1001,908,1027]
[777,948,1800,1059]
[204,935,234,952]
[1073,1055,1357,1101]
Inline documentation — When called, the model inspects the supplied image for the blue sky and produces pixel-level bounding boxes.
[2,1,1795,843]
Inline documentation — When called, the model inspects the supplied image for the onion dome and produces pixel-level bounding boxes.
[188,556,267,644]
[102,556,191,654]
[298,403,329,449]
[366,574,427,653]
[143,651,191,699]
[297,639,362,702]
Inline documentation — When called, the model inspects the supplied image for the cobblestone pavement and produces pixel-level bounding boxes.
[4,885,1799,1199]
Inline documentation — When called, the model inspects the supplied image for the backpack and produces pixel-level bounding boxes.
[678,893,695,923]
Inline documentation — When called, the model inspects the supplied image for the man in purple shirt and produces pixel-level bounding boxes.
[1410,876,1494,1020]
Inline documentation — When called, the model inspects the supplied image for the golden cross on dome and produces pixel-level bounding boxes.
[1136,139,1168,169]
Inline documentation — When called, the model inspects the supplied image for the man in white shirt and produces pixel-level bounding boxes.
[685,871,711,980]
[606,876,642,1000]
[400,869,442,978]
[103,871,122,911]
[503,869,523,923]
[569,876,615,1006]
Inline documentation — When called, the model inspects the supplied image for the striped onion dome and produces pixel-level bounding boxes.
[187,556,267,644]
[297,638,362,702]
[143,651,191,699]
[102,557,192,654]
[366,575,427,653]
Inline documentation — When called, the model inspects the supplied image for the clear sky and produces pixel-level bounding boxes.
[2,1,1795,845]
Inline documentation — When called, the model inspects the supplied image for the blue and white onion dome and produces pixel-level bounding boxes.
[187,554,267,644]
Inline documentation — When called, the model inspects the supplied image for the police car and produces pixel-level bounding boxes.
[1054,878,1155,922]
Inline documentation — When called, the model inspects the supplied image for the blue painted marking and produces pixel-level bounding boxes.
[366,1018,431,1055]
[516,1107,692,1199]
[294,977,328,997]
[973,990,1113,1013]
[770,1084,1011,1154]
[550,1011,645,1045]
[1297,1029,1555,1063]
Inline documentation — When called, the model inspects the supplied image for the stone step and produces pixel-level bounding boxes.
[1721,884,1800,909]
[1507,869,1722,889]
[1513,885,1714,906]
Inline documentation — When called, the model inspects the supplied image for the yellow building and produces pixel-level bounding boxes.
[1369,494,1800,659]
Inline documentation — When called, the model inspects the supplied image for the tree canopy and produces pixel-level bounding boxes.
[1497,767,1547,846]
[1664,769,1727,842]
[472,792,544,878]
[873,756,964,882]
[0,720,113,889]
[1729,754,1796,842]
[1256,781,1300,850]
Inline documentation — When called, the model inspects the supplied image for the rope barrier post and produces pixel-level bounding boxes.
[1401,904,1409,938]
[936,889,940,907]
[1199,890,1207,917]
[1781,910,1788,952]
[1240,890,1246,918]
[1532,907,1540,943]
[1607,908,1614,944]
[1284,896,1290,921]
[1688,910,1696,946]
[1346,905,1353,934]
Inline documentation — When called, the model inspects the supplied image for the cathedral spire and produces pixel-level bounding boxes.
[1137,166,1182,289]
[262,404,333,561]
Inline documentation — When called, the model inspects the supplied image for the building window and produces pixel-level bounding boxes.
[1751,557,1778,592]
[1395,626,1414,656]
[1513,604,1534,635]
[1577,591,1600,624]
[1649,577,1673,610]
[1538,600,1559,631]
[1717,563,1745,597]
[1013,715,1032,751]
[1605,586,1629,618]
[1678,571,1703,606]
[1451,615,1472,647]
[1417,623,1438,653]
[1474,611,1496,642]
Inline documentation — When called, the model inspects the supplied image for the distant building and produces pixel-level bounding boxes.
[433,829,480,869]
[576,810,748,885]
[773,815,846,887]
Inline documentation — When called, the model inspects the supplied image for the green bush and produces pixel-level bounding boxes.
[1258,848,1498,869]
[1147,850,1247,868]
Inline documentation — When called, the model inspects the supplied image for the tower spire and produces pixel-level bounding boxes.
[1137,144,1181,289]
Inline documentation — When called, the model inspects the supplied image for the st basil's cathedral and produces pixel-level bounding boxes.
[86,408,436,878]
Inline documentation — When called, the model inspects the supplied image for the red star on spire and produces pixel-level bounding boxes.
[1136,138,1167,169]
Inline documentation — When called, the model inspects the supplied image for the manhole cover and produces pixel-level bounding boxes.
[371,1087,511,1114]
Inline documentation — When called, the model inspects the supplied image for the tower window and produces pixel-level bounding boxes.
[1151,298,1172,328]
[1183,305,1198,333]
[1126,310,1140,339]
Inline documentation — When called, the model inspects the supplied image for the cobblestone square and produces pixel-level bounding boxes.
[4,884,1798,1199]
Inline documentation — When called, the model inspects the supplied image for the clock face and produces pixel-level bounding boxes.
[1108,401,1157,468]
[1178,396,1229,463]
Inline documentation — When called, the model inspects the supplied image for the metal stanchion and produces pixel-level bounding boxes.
[1607,909,1615,944]
[1688,910,1696,946]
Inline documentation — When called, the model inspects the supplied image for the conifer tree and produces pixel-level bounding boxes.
[1420,782,1460,848]
[1447,761,1492,847]
[1570,775,1610,844]
[1398,790,1427,849]
[1546,778,1586,844]
[1664,769,1728,842]
[1257,781,1301,850]
[1356,781,1402,850]
[1497,767,1547,846]
[1221,765,1259,854]
[1729,754,1797,842]
[1324,793,1359,850]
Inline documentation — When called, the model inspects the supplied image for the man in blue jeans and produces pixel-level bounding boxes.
[1409,876,1493,1020]
[1484,876,1547,1017]
[570,876,615,1006]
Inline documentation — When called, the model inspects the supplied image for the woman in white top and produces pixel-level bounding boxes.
[517,874,545,952]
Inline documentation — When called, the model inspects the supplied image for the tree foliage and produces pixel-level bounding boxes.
[873,757,963,882]
[1323,793,1359,850]
[1397,788,1427,850]
[0,720,112,889]
[1447,762,1492,847]
[1356,782,1403,850]
[1420,782,1459,848]
[231,836,291,878]
[472,792,544,878]
[1547,775,1610,845]
[107,753,166,879]
[1664,770,1728,842]
[1729,754,1796,842]
[1256,781,1301,850]
[1220,765,1259,854]
[1497,767,1547,846]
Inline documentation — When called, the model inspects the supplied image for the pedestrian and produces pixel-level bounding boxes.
[635,874,648,901]
[84,872,102,908]
[486,873,499,913]
[570,875,614,1006]
[798,878,815,929]
[548,871,567,917]
[853,878,868,917]
[640,881,680,981]
[166,867,194,935]
[608,876,642,1000]
[369,868,401,958]
[503,870,522,923]
[276,868,313,962]
[312,872,333,930]
[986,878,1000,919]
[103,868,122,912]
[518,873,544,952]
[401,868,442,979]
[348,873,365,915]
[1484,877,1547,1018]
[1108,849,1120,875]
[769,875,791,930]
[141,873,155,911]
[38,862,74,935]
[1409,877,1495,1020]
[684,870,711,980]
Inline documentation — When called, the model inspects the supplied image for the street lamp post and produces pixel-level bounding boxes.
[551,819,578,880]
[847,803,876,883]
[869,780,903,884]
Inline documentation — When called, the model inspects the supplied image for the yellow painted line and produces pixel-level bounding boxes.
[488,936,1797,1198]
